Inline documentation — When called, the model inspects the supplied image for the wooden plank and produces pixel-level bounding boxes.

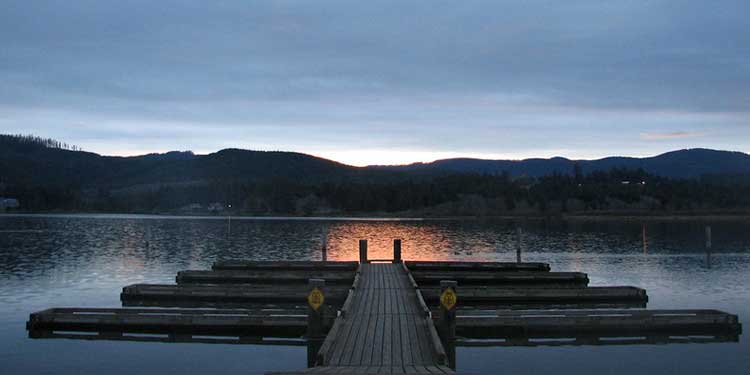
[176,270,356,285]
[213,261,359,271]
[383,311,393,366]
[457,333,740,347]
[371,309,385,366]
[455,309,742,338]
[26,307,309,338]
[349,297,372,365]
[420,286,648,305]
[121,284,350,308]
[411,271,588,286]
[405,261,550,272]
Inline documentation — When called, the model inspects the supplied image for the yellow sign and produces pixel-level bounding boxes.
[308,287,325,311]
[440,288,457,310]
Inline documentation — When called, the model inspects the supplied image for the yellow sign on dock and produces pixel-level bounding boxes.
[308,287,325,311]
[440,287,457,310]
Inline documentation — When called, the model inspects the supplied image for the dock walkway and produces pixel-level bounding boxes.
[311,263,452,374]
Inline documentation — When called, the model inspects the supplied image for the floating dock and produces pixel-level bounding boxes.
[26,239,742,375]
[121,283,351,308]
[26,307,320,344]
[176,269,357,285]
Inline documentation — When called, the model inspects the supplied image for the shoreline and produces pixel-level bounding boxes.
[3,211,750,221]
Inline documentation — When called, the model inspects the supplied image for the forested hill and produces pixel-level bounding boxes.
[0,134,391,188]
[2,134,750,215]
[380,149,750,178]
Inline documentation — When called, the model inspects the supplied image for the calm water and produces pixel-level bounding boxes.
[0,214,748,374]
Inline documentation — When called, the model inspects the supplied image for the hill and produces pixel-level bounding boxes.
[382,149,750,178]
[0,135,394,189]
[2,134,750,215]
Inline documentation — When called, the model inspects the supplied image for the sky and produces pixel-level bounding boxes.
[1,1,749,166]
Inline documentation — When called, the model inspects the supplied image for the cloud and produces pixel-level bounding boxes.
[640,131,707,141]
[0,1,749,164]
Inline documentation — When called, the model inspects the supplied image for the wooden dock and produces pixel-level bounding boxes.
[405,261,550,272]
[304,263,453,374]
[420,285,647,305]
[176,269,356,285]
[26,307,320,344]
[25,239,743,375]
[213,260,360,271]
[121,283,351,308]
[410,270,588,286]
[455,308,741,337]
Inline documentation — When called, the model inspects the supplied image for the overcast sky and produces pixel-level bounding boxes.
[1,1,748,165]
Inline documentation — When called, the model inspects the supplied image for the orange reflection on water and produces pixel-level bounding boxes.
[322,221,501,262]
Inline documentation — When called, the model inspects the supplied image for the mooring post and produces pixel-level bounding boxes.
[706,226,712,268]
[438,280,457,369]
[438,280,457,339]
[359,239,368,264]
[307,278,326,340]
[321,230,328,262]
[393,239,402,263]
[516,227,523,263]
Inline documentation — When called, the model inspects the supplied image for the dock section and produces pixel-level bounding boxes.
[121,283,350,308]
[26,307,320,345]
[25,242,743,375]
[313,263,452,374]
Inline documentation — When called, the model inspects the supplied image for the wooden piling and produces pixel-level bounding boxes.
[393,239,402,263]
[321,232,328,262]
[706,225,712,268]
[438,280,457,369]
[307,279,326,340]
[359,239,368,264]
[516,228,522,263]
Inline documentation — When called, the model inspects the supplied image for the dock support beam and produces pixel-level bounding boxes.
[706,226,712,268]
[321,231,328,262]
[359,240,368,264]
[438,280,457,369]
[307,278,326,367]
[393,239,402,263]
[516,228,523,263]
[307,279,326,339]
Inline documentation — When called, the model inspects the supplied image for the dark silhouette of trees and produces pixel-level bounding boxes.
[3,134,750,215]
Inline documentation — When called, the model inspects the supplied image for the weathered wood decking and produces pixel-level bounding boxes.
[213,260,360,271]
[176,269,356,285]
[121,283,351,308]
[410,270,588,286]
[420,286,647,304]
[405,261,550,272]
[26,307,316,343]
[455,308,741,337]
[312,263,453,374]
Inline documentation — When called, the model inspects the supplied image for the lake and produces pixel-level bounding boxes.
[1,214,748,374]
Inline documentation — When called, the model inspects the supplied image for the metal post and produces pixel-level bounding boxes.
[307,279,326,339]
[438,280,457,370]
[516,228,523,263]
[393,239,402,263]
[359,239,368,264]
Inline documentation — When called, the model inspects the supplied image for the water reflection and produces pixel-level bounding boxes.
[2,214,750,375]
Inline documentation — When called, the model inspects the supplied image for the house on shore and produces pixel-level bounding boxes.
[0,198,20,211]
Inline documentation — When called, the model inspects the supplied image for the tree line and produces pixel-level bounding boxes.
[5,167,750,215]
